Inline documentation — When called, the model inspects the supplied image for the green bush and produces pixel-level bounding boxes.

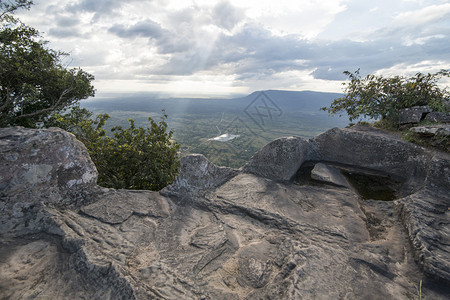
[48,107,180,190]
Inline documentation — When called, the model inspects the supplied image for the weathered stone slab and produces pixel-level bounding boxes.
[80,189,171,224]
[310,163,351,188]
[397,105,431,124]
[410,124,450,137]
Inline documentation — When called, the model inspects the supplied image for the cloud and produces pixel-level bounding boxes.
[47,15,83,37]
[15,0,450,96]
[393,3,450,26]
[69,0,125,17]
[122,12,448,83]
[55,15,80,27]
[212,1,244,31]
[109,20,165,39]
[48,27,83,38]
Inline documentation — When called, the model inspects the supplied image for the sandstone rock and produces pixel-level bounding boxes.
[161,154,238,200]
[310,162,351,188]
[242,136,318,182]
[424,111,450,123]
[312,126,431,196]
[80,189,171,224]
[395,152,450,283]
[410,124,450,137]
[0,127,97,209]
[397,105,431,124]
[1,127,450,299]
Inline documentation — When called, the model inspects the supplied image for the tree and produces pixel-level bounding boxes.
[0,0,33,19]
[322,69,450,123]
[2,2,179,190]
[0,1,95,127]
[48,107,180,190]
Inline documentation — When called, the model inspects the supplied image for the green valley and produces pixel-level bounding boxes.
[81,90,350,168]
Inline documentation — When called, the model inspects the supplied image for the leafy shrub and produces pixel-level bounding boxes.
[48,107,179,190]
[322,69,450,124]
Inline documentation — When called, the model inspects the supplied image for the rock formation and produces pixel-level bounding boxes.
[1,125,449,299]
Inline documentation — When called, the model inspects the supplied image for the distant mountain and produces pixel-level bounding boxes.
[80,90,349,168]
[232,90,344,115]
[81,90,344,117]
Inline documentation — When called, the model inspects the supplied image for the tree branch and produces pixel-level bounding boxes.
[16,88,74,120]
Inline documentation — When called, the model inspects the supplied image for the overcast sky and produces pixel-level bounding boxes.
[14,0,450,97]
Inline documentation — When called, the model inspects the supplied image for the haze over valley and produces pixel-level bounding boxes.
[82,90,349,167]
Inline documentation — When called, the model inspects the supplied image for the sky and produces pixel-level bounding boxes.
[13,0,450,98]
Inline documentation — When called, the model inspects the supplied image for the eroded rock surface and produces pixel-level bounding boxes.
[1,126,449,299]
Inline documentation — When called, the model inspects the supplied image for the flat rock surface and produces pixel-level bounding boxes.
[1,126,449,299]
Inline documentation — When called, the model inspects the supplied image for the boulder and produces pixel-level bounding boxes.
[397,105,431,124]
[161,154,238,200]
[396,153,450,281]
[312,125,431,196]
[242,136,318,182]
[424,111,450,123]
[0,127,97,209]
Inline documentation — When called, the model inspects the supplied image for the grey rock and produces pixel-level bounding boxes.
[0,126,97,208]
[161,154,238,200]
[242,136,318,182]
[80,189,171,224]
[395,153,450,282]
[1,127,450,299]
[397,105,431,124]
[424,111,450,123]
[312,126,431,196]
[310,162,351,188]
[445,100,450,112]
[410,124,450,137]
